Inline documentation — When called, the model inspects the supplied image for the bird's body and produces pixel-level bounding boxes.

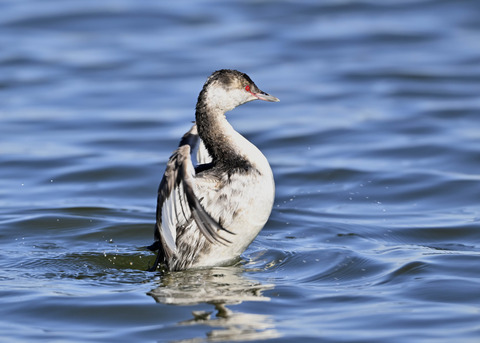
[149,69,279,271]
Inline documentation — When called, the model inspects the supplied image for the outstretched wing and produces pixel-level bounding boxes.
[152,125,231,263]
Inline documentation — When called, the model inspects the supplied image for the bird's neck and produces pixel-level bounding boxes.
[195,100,252,172]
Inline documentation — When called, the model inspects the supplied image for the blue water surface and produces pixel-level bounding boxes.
[1,0,480,342]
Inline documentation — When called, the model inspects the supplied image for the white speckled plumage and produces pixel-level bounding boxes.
[148,69,279,271]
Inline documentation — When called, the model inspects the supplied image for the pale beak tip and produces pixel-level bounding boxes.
[256,93,280,102]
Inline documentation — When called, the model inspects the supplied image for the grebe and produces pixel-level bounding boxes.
[148,69,279,271]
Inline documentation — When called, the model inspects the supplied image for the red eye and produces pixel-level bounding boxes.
[245,85,250,92]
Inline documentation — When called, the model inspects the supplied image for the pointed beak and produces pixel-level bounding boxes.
[254,91,280,102]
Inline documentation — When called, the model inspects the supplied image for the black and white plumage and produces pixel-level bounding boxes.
[148,69,279,271]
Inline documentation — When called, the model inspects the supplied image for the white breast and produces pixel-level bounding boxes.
[194,131,275,267]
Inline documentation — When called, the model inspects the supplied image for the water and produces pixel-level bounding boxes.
[1,0,480,342]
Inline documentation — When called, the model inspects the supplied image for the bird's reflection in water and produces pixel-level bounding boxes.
[147,265,280,342]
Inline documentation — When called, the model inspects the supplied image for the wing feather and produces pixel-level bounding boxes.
[153,124,232,262]
[178,154,233,244]
[196,139,212,165]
